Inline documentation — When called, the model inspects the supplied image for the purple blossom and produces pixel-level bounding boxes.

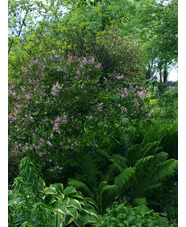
[68,56,77,63]
[116,74,124,80]
[86,115,93,120]
[121,118,125,123]
[52,82,62,95]
[134,99,139,107]
[47,141,52,146]
[121,107,127,113]
[121,88,128,97]
[137,90,147,100]
[95,62,101,69]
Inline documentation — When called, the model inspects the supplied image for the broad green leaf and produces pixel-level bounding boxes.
[83,204,99,217]
[66,207,78,219]
[68,198,82,210]
[51,183,64,193]
[63,186,77,196]
[62,197,70,207]
[53,203,67,214]
[44,187,58,195]
[65,215,75,225]
[55,193,65,203]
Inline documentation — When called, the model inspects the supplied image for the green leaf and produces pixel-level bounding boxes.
[63,186,78,196]
[65,215,75,225]
[83,204,99,217]
[79,211,100,224]
[51,183,64,193]
[47,196,57,205]
[53,203,67,215]
[55,193,65,203]
[62,197,70,206]
[44,187,58,195]
[66,207,79,219]
[68,198,82,210]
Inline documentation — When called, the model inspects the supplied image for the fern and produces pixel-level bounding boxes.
[97,181,118,213]
[68,179,92,197]
[144,183,162,192]
[80,154,98,195]
[151,159,178,185]
[134,155,155,168]
[114,167,136,189]
[109,154,127,172]
[140,141,161,157]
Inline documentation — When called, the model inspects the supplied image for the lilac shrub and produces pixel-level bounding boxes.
[8,54,151,183]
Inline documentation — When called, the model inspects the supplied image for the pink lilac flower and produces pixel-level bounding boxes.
[116,74,124,80]
[47,141,52,146]
[87,56,95,63]
[93,140,98,148]
[23,68,29,73]
[137,90,147,100]
[25,94,31,100]
[39,138,45,145]
[53,125,60,133]
[52,82,62,95]
[103,77,107,82]
[86,115,93,120]
[97,103,103,111]
[121,118,125,123]
[68,56,76,63]
[95,62,101,69]
[29,116,34,122]
[129,86,136,93]
[146,112,151,119]
[121,88,128,97]
[80,84,84,89]
[50,55,55,61]
[134,99,139,107]
[121,107,127,113]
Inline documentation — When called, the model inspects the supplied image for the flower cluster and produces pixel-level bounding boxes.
[52,116,68,133]
[52,82,62,96]
[8,55,151,184]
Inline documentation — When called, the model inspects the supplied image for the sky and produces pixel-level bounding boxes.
[168,65,178,81]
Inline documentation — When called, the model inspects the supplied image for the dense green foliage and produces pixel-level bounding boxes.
[8,0,178,226]
[9,157,100,226]
[96,200,172,227]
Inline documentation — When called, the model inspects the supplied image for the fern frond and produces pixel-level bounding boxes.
[68,179,92,197]
[110,154,127,172]
[144,183,162,192]
[134,155,155,168]
[80,154,98,194]
[105,163,120,183]
[96,149,111,160]
[98,181,118,196]
[141,141,161,157]
[97,181,118,212]
[114,167,136,189]
[151,159,178,184]
[155,152,169,162]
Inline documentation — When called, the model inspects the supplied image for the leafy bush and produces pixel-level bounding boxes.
[96,200,172,227]
[8,55,151,184]
[149,84,178,123]
[8,157,100,226]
